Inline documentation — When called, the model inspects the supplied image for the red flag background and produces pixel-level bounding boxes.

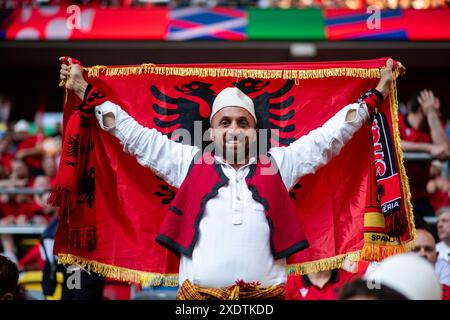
[55,58,415,286]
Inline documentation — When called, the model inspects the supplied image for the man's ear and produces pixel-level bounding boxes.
[251,128,258,143]
[0,292,14,300]
[209,128,215,141]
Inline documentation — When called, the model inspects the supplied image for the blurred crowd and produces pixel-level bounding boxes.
[398,90,450,225]
[0,96,62,266]
[0,0,449,9]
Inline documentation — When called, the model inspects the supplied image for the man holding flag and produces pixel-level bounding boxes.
[58,57,404,300]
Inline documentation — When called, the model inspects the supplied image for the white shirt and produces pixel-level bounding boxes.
[435,258,450,286]
[94,100,369,288]
[436,241,450,263]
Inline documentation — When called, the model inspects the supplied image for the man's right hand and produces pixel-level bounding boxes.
[418,90,441,117]
[59,56,88,100]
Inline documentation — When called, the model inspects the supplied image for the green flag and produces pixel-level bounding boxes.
[248,8,325,40]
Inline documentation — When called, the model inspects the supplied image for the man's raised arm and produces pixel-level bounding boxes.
[269,59,405,190]
[59,57,199,188]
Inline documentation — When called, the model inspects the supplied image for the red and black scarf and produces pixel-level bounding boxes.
[359,89,407,237]
[49,84,107,252]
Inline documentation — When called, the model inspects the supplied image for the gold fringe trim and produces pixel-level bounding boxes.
[360,238,415,261]
[288,239,415,276]
[84,64,381,80]
[389,69,416,241]
[287,251,361,275]
[57,253,179,287]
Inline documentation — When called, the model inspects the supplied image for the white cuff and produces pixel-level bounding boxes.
[94,101,117,132]
[344,102,370,124]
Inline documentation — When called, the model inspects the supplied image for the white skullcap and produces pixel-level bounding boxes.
[14,119,30,133]
[365,253,442,300]
[210,87,257,124]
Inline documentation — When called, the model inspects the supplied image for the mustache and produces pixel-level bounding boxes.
[222,134,248,143]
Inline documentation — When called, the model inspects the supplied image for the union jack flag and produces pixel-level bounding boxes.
[167,7,247,41]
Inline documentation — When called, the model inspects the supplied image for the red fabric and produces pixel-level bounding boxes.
[398,113,431,199]
[443,284,450,300]
[50,175,58,189]
[18,243,45,270]
[157,153,308,258]
[430,191,450,212]
[17,135,44,170]
[54,58,413,283]
[49,85,107,253]
[0,152,14,174]
[156,152,221,254]
[246,154,308,257]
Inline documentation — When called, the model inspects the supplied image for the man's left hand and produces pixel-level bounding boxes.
[375,59,406,99]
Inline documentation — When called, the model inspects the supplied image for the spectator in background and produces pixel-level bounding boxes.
[32,175,57,223]
[286,269,364,300]
[0,134,15,175]
[411,228,450,299]
[437,206,450,262]
[285,261,370,300]
[427,160,450,211]
[0,255,25,300]
[0,187,46,264]
[0,158,32,188]
[338,278,406,300]
[0,158,30,188]
[0,168,50,227]
[286,269,342,300]
[42,135,62,167]
[339,253,442,300]
[52,122,62,139]
[42,156,58,188]
[0,93,11,123]
[13,119,45,177]
[0,163,9,180]
[0,160,47,264]
[10,176,56,273]
[399,90,450,226]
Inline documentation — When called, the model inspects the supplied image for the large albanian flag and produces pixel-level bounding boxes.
[53,58,415,286]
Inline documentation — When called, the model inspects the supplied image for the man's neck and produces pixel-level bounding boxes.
[230,162,248,170]
[443,239,450,248]
[216,154,251,170]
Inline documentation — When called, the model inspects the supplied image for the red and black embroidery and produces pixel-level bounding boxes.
[289,183,302,200]
[70,227,96,252]
[65,134,79,167]
[153,176,176,205]
[77,166,95,209]
[151,78,297,148]
[234,78,296,146]
[76,84,109,115]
